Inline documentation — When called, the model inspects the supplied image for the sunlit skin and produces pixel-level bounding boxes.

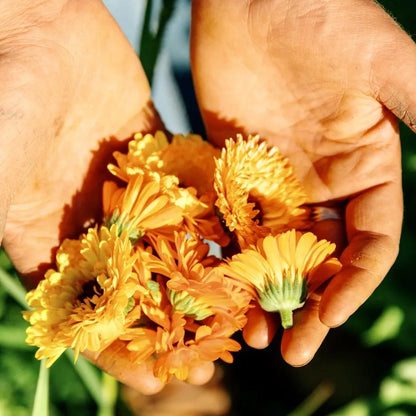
[190,0,415,365]
[0,0,169,394]
[0,0,414,393]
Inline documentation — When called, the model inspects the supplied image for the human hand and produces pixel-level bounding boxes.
[190,0,413,365]
[0,0,215,394]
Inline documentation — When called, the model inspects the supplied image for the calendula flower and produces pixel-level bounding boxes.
[152,319,242,383]
[121,232,251,383]
[151,133,220,196]
[103,174,184,243]
[162,233,251,319]
[214,134,310,248]
[124,311,244,383]
[108,130,169,182]
[24,225,141,366]
[109,131,219,196]
[148,233,250,323]
[108,131,229,246]
[154,134,228,245]
[222,229,342,329]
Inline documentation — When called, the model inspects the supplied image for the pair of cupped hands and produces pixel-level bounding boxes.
[0,0,413,394]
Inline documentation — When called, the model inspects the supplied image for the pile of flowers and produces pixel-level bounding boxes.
[23,131,342,384]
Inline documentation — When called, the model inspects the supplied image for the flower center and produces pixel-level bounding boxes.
[247,194,263,225]
[77,279,104,305]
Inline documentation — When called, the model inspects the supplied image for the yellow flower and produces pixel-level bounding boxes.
[24,225,141,366]
[214,134,310,249]
[102,174,184,243]
[108,131,229,246]
[146,231,217,279]
[109,131,219,197]
[222,229,342,329]
[152,133,220,196]
[108,131,169,182]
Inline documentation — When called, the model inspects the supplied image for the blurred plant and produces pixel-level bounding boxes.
[0,249,128,415]
[139,0,177,85]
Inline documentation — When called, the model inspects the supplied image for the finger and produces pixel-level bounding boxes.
[281,295,329,367]
[242,304,278,349]
[83,340,165,395]
[320,181,402,327]
[310,216,347,256]
[186,361,215,386]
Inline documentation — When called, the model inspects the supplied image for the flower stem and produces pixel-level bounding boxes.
[32,360,49,416]
[98,372,118,416]
[287,382,334,416]
[280,308,294,329]
[0,267,29,309]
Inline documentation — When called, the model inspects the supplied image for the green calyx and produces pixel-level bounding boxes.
[123,297,135,315]
[258,277,308,329]
[167,289,213,321]
[104,212,144,245]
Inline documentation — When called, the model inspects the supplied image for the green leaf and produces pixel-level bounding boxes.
[65,350,103,406]
[362,305,404,347]
[0,324,32,349]
[0,268,29,309]
[286,382,334,416]
[0,249,13,270]
[393,357,416,383]
[328,398,372,416]
[32,360,49,416]
[139,0,176,84]
[380,376,416,406]
[97,372,118,416]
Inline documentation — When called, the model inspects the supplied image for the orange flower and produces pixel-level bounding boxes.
[222,229,342,329]
[154,133,230,247]
[215,134,310,249]
[152,133,220,196]
[108,131,229,246]
[102,174,184,243]
[24,225,141,366]
[121,232,251,383]
[109,131,219,197]
[152,319,242,383]
[108,131,169,182]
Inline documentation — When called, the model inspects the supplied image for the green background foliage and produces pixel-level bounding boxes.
[1,1,416,415]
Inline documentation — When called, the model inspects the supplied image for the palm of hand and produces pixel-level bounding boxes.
[1,0,167,394]
[191,0,405,364]
[1,0,158,284]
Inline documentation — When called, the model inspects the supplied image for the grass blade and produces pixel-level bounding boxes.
[287,382,334,416]
[97,372,118,416]
[32,360,49,416]
[0,324,32,349]
[65,349,103,406]
[139,0,176,84]
[0,267,28,309]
